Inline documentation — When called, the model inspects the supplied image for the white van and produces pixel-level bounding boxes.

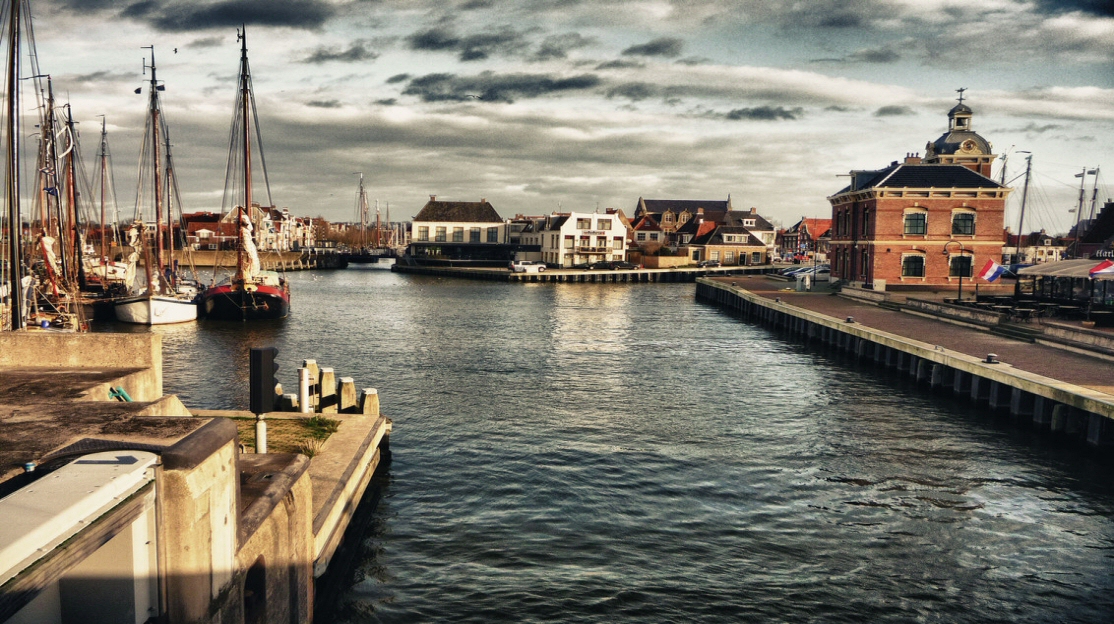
[509,261,546,273]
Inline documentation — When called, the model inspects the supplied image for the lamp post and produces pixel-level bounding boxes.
[943,240,970,302]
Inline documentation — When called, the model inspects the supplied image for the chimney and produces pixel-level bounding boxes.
[904,152,922,165]
[480,197,486,203]
[750,207,757,215]
[430,194,437,201]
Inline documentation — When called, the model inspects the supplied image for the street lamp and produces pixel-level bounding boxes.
[943,240,971,302]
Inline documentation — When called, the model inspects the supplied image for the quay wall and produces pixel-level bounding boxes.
[392,264,774,283]
[0,332,162,401]
[695,279,1114,448]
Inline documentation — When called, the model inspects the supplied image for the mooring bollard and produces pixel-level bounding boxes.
[361,388,380,418]
[303,359,320,411]
[338,377,358,413]
[319,367,338,413]
[298,367,312,414]
[256,415,267,454]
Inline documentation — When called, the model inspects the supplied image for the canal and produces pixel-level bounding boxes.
[99,267,1114,622]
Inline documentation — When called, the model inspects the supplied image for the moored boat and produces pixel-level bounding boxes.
[200,27,291,321]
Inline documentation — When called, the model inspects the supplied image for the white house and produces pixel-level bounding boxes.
[535,211,628,267]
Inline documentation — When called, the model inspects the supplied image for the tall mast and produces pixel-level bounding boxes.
[237,27,251,281]
[4,0,22,329]
[43,77,68,283]
[1015,154,1032,263]
[62,105,84,289]
[98,115,107,263]
[144,46,165,291]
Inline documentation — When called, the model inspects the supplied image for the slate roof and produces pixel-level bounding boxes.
[636,198,732,223]
[414,200,503,223]
[833,163,1006,196]
[725,210,775,231]
[691,225,765,247]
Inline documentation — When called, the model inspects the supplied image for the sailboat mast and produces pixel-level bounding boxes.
[43,78,69,283]
[145,46,165,290]
[4,0,23,329]
[237,28,251,281]
[1015,154,1032,263]
[98,116,107,264]
[62,106,84,290]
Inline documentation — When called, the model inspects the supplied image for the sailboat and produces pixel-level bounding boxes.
[114,46,198,324]
[200,28,290,320]
[83,117,132,292]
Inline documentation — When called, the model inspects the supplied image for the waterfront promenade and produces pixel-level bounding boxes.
[717,275,1114,395]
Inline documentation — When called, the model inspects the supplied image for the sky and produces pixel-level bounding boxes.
[22,0,1114,232]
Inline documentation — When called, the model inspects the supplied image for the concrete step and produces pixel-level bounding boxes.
[990,323,1042,343]
[878,301,905,312]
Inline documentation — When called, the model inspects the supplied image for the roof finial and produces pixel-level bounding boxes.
[956,87,967,104]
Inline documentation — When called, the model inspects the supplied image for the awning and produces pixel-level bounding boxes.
[1016,258,1114,279]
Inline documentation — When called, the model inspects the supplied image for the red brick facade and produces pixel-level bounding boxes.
[828,104,1010,289]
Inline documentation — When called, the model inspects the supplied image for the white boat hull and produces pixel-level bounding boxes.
[114,294,197,325]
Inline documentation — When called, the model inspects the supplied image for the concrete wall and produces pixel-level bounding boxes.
[904,298,1004,325]
[640,256,691,269]
[0,333,162,401]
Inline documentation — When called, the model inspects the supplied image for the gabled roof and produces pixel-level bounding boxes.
[632,215,662,231]
[414,199,503,223]
[832,163,1006,196]
[725,210,774,231]
[792,218,831,238]
[691,225,764,247]
[546,215,569,230]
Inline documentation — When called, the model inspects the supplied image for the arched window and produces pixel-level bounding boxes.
[903,208,927,235]
[951,209,975,235]
[901,253,926,278]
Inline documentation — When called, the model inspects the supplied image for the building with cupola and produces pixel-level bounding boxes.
[828,94,1012,289]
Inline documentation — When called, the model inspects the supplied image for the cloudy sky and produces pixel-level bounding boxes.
[26,0,1114,232]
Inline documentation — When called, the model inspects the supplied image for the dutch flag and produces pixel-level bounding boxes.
[977,259,1007,282]
[1089,259,1114,277]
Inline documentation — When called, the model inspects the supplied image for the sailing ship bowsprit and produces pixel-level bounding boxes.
[200,27,290,321]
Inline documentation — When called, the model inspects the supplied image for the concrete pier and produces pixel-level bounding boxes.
[696,278,1114,450]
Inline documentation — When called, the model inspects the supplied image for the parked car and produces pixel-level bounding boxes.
[588,260,638,270]
[697,260,721,268]
[509,260,545,273]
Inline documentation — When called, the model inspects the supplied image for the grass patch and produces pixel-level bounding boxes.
[234,415,341,455]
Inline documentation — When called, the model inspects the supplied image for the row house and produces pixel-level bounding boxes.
[682,224,769,265]
[1003,230,1069,265]
[634,197,732,235]
[535,211,628,267]
[828,99,1011,288]
[780,218,832,259]
[408,196,514,265]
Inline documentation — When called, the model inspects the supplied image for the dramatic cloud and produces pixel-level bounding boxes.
[621,37,684,58]
[847,48,901,64]
[874,105,914,117]
[726,106,803,121]
[386,73,411,84]
[606,82,658,101]
[532,33,595,61]
[120,0,336,31]
[406,26,528,61]
[595,59,644,70]
[300,42,379,64]
[1035,0,1114,17]
[307,99,342,108]
[402,71,601,103]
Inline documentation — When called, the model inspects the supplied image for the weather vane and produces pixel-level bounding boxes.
[956,87,967,104]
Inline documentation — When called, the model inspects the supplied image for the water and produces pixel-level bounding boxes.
[98,268,1114,622]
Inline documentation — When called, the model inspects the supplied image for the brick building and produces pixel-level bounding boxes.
[828,99,1011,289]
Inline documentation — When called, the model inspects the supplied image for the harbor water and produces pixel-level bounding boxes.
[98,268,1114,622]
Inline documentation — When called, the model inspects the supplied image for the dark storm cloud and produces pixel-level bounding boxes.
[186,36,224,49]
[460,0,495,8]
[605,82,659,101]
[726,106,803,121]
[847,48,900,63]
[595,59,644,70]
[402,71,601,103]
[1035,0,1114,17]
[407,26,529,62]
[70,70,135,84]
[621,37,684,58]
[825,105,853,112]
[301,42,379,64]
[375,98,398,106]
[386,73,411,84]
[532,33,595,61]
[307,99,342,108]
[874,105,914,117]
[121,0,334,32]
